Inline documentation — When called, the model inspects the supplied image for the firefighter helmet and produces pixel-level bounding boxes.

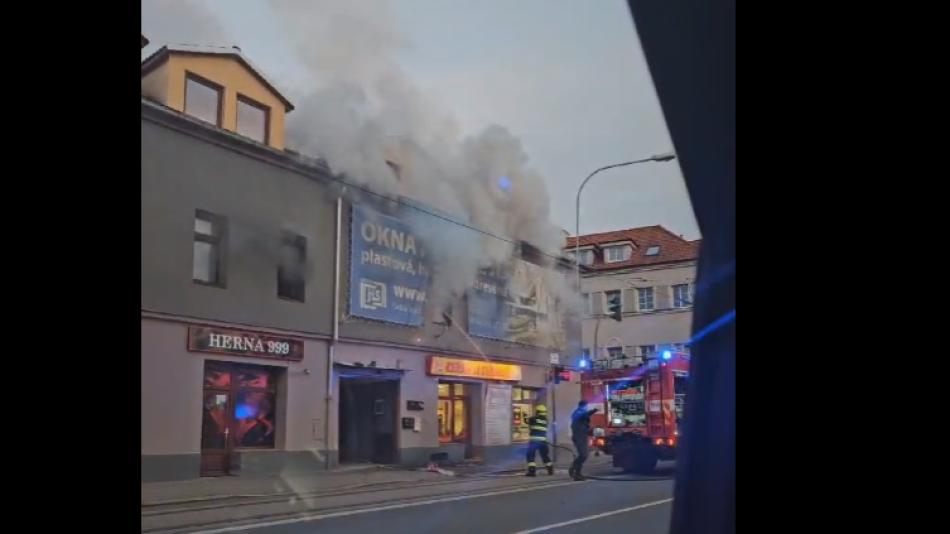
[535,404,547,414]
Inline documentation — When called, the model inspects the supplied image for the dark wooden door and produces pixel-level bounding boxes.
[200,389,231,476]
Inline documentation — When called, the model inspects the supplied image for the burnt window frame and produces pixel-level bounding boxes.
[277,231,306,302]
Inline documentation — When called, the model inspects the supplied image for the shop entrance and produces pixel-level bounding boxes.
[200,361,280,476]
[339,377,399,464]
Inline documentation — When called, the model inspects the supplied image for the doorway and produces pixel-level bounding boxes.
[339,377,399,464]
[200,361,280,476]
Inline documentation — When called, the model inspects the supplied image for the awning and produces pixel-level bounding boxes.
[334,361,407,380]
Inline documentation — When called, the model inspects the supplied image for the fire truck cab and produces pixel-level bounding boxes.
[580,351,688,474]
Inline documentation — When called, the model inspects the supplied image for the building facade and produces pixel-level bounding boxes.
[141,45,580,482]
[565,227,700,369]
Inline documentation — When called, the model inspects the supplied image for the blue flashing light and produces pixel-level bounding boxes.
[498,176,512,191]
[662,350,673,361]
[579,358,589,369]
[235,404,256,419]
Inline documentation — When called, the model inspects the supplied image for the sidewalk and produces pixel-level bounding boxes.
[142,454,583,506]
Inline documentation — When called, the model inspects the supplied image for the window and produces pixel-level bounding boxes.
[278,233,306,301]
[512,387,539,442]
[638,345,656,359]
[437,382,469,443]
[194,210,225,286]
[637,287,654,311]
[607,346,624,359]
[645,246,661,256]
[604,245,632,263]
[237,95,270,144]
[607,378,646,427]
[571,249,594,266]
[201,362,278,450]
[185,74,222,126]
[583,293,594,316]
[673,284,692,308]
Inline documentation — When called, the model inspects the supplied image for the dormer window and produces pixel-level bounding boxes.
[604,244,633,263]
[184,73,222,126]
[571,249,594,266]
[237,95,270,144]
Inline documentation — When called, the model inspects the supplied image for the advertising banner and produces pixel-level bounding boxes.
[468,258,567,347]
[349,206,431,325]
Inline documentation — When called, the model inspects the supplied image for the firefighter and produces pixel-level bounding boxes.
[525,404,554,476]
[569,400,599,481]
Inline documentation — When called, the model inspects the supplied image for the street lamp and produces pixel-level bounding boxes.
[573,153,677,290]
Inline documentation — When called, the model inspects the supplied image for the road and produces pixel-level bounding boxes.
[179,464,676,534]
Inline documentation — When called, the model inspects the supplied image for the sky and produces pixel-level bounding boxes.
[141,0,699,240]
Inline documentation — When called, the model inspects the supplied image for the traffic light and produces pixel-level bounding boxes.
[607,292,622,321]
[553,365,572,384]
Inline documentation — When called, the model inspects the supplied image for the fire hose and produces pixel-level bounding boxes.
[550,443,674,482]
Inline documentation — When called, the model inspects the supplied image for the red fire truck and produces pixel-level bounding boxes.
[580,351,689,474]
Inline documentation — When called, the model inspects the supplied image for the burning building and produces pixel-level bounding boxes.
[141,43,581,481]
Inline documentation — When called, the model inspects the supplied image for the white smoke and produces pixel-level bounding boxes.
[270,0,567,303]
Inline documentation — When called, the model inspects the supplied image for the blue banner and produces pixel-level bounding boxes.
[468,269,509,340]
[349,206,431,326]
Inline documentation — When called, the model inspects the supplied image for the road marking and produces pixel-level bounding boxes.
[189,480,584,533]
[510,498,674,533]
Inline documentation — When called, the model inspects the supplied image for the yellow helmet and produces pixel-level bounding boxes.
[535,404,547,414]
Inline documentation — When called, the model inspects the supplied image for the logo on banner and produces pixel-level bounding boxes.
[360,280,387,310]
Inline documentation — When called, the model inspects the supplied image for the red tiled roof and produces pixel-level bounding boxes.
[564,225,700,270]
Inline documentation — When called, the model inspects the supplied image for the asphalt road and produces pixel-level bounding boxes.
[189,469,675,534]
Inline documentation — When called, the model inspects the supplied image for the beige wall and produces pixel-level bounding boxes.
[141,54,289,149]
[141,317,328,456]
[581,262,696,357]
[141,317,578,460]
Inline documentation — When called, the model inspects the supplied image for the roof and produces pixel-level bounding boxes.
[141,44,294,111]
[564,225,700,271]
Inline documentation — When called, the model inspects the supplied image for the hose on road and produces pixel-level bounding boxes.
[549,444,675,482]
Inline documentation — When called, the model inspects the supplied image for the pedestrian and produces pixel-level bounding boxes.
[525,404,554,476]
[569,400,599,481]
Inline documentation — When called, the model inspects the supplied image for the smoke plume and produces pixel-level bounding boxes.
[270,0,568,306]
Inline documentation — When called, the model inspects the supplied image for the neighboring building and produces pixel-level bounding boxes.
[565,227,700,369]
[141,43,579,481]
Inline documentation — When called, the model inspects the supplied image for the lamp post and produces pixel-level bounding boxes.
[573,153,677,290]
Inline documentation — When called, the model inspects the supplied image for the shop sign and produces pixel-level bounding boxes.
[188,326,304,361]
[427,356,522,381]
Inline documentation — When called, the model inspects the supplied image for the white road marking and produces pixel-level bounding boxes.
[189,480,585,533]
[509,498,674,533]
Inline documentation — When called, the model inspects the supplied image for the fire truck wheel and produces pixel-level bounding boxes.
[621,445,658,474]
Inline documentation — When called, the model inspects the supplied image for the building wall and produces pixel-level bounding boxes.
[141,317,330,481]
[141,62,169,105]
[141,104,582,478]
[581,263,696,357]
[141,115,336,337]
[331,343,577,467]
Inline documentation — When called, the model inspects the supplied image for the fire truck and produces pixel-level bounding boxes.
[580,350,689,474]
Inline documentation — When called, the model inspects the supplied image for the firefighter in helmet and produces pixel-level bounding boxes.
[526,404,554,476]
